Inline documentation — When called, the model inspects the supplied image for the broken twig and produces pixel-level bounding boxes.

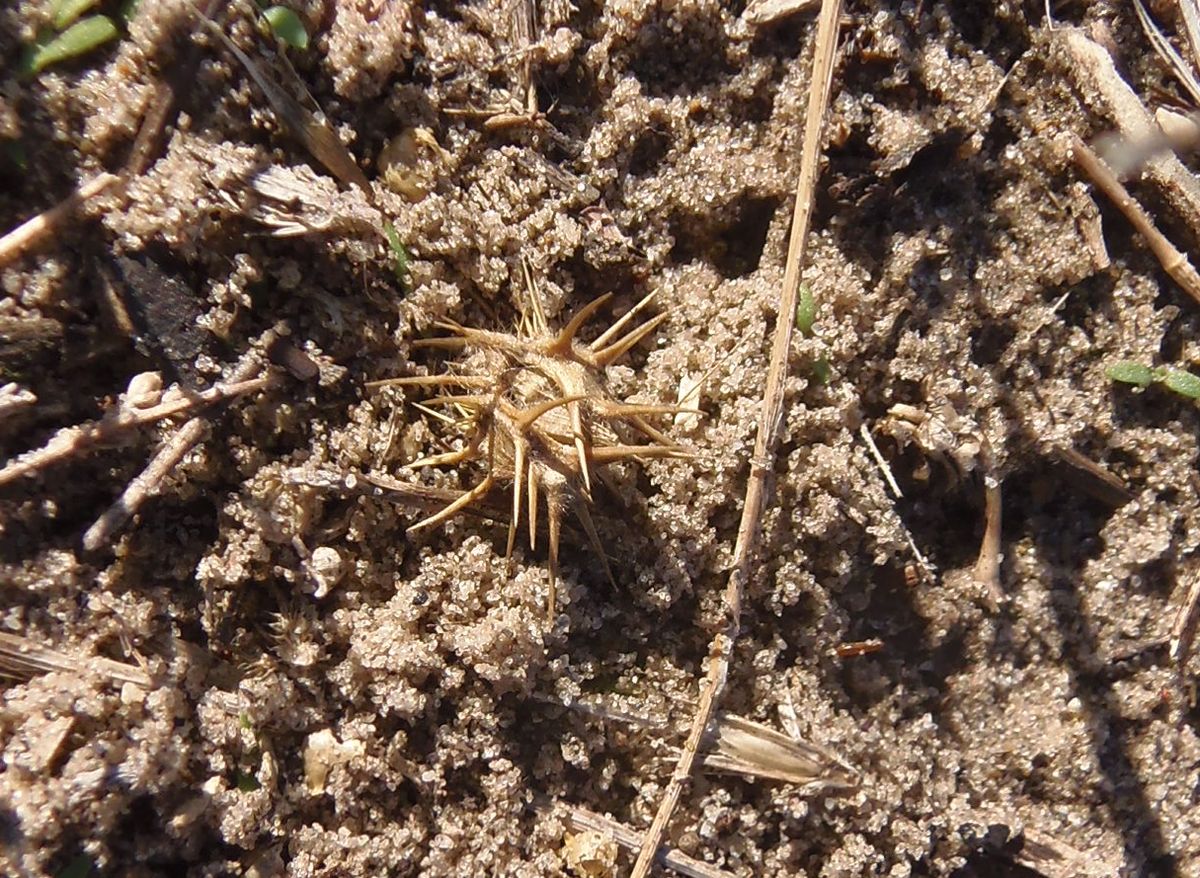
[1067,133,1200,306]
[0,375,273,488]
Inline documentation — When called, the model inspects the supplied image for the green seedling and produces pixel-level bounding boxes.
[262,5,309,50]
[56,854,93,878]
[1108,360,1200,400]
[795,285,817,337]
[383,220,411,290]
[794,284,831,384]
[23,14,119,76]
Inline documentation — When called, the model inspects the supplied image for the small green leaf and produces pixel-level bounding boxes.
[383,221,411,289]
[1106,360,1155,387]
[51,0,101,31]
[235,770,261,792]
[262,6,309,50]
[1161,368,1200,400]
[1,140,27,172]
[25,15,119,75]
[118,0,141,25]
[811,357,832,385]
[795,285,817,337]
[56,854,93,878]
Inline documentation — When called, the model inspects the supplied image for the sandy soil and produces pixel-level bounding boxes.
[2,1,1200,876]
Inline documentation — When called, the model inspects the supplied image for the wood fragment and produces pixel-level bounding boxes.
[1049,445,1133,507]
[531,799,736,878]
[0,632,151,688]
[0,383,37,421]
[974,469,1003,609]
[1169,570,1200,665]
[630,0,843,873]
[1067,132,1200,307]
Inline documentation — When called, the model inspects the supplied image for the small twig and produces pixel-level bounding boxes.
[531,799,735,878]
[860,422,902,498]
[1071,129,1200,298]
[0,632,151,688]
[0,376,273,488]
[1169,569,1200,665]
[81,416,206,552]
[630,0,843,873]
[0,173,120,269]
[1067,133,1200,306]
[81,344,272,551]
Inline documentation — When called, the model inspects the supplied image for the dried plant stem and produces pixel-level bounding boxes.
[0,376,273,488]
[0,173,119,269]
[629,0,843,873]
[1169,569,1200,665]
[80,348,272,551]
[82,418,206,552]
[532,799,734,878]
[0,632,151,688]
[1068,133,1200,306]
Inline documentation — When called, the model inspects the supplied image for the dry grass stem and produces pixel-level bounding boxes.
[0,375,274,488]
[1133,0,1200,106]
[1169,569,1200,665]
[860,422,902,498]
[532,799,735,878]
[0,632,151,688]
[1067,133,1200,306]
[188,1,372,197]
[0,173,119,269]
[630,0,844,872]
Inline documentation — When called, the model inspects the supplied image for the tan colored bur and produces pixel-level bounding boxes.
[381,273,690,620]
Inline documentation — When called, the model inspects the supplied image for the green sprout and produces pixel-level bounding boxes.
[383,221,411,291]
[261,5,309,50]
[22,13,119,76]
[794,284,831,384]
[56,854,93,878]
[1108,360,1200,400]
[795,284,818,337]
